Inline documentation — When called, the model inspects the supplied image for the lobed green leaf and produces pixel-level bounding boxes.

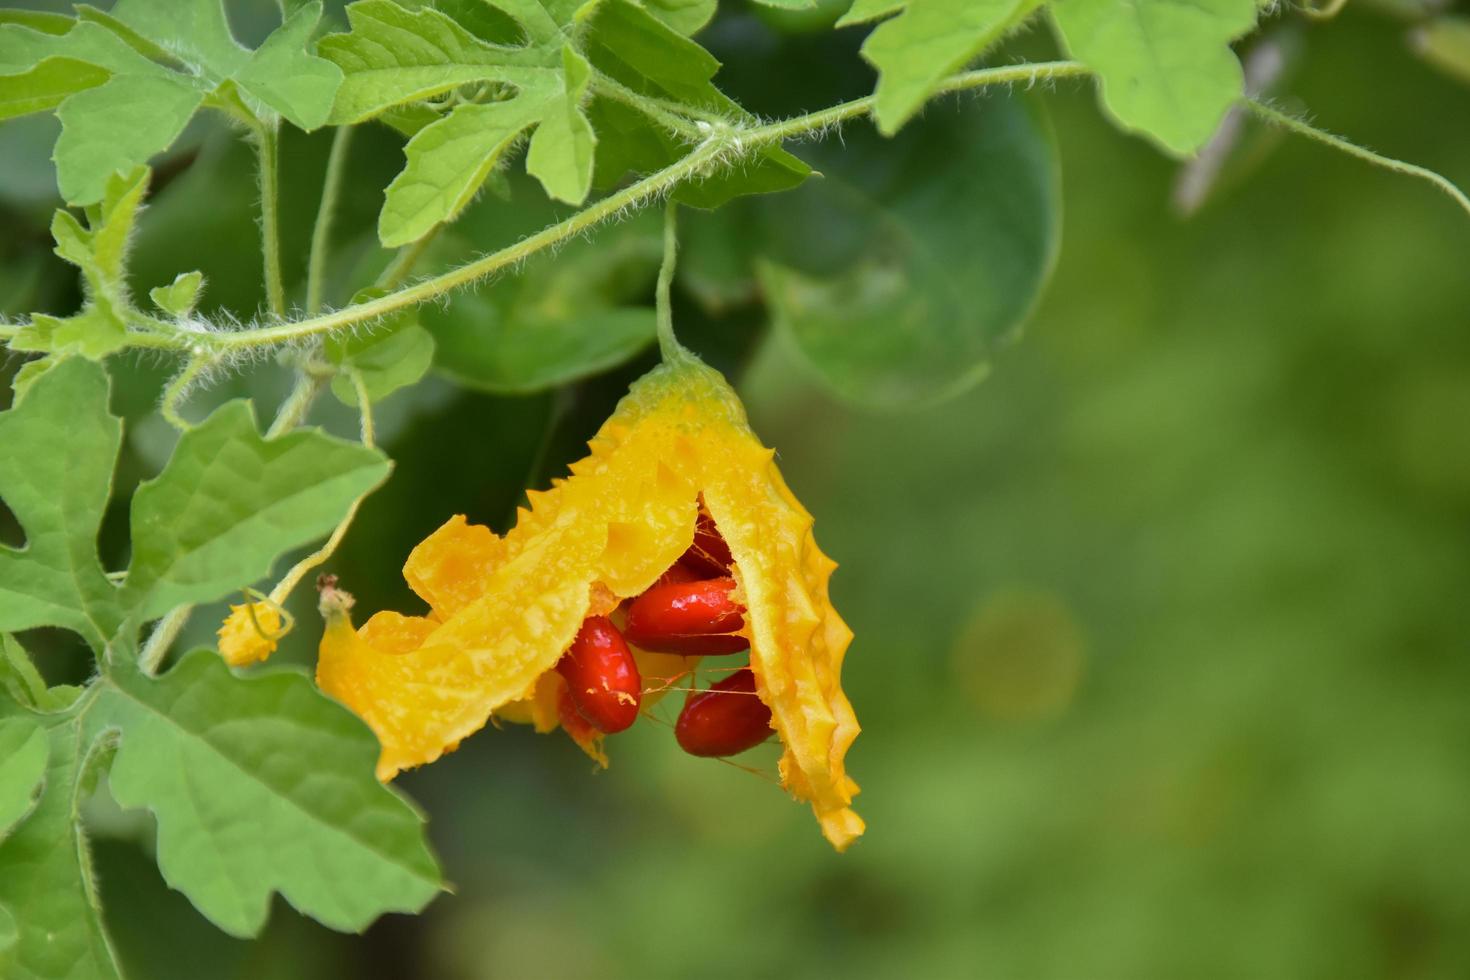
[95,651,443,937]
[11,166,155,363]
[581,0,811,207]
[148,270,205,317]
[0,0,342,204]
[1049,0,1257,155]
[379,95,550,247]
[122,401,391,621]
[837,0,1039,136]
[324,0,599,239]
[0,704,124,980]
[54,73,202,205]
[0,359,123,650]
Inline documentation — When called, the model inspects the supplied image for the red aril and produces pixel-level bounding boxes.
[555,616,641,733]
[623,577,747,655]
[653,560,701,587]
[681,510,734,577]
[675,668,772,757]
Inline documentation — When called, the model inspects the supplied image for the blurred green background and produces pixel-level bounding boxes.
[3,1,1470,977]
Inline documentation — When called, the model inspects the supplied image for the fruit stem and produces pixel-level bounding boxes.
[655,199,693,365]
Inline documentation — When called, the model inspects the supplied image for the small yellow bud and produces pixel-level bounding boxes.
[217,602,287,667]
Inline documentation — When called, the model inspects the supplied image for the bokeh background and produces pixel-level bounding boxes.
[3,1,1470,977]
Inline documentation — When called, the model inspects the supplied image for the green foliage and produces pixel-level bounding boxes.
[147,271,204,318]
[0,717,47,842]
[97,651,442,937]
[425,185,662,393]
[325,290,436,405]
[838,0,1040,135]
[322,0,601,243]
[0,706,123,980]
[0,358,123,649]
[324,0,811,243]
[643,0,719,34]
[0,0,341,204]
[1049,0,1258,154]
[0,905,15,977]
[757,97,1059,408]
[9,166,151,365]
[0,358,440,977]
[122,400,391,620]
[580,0,811,207]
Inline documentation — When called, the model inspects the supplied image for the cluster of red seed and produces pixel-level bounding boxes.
[553,511,773,757]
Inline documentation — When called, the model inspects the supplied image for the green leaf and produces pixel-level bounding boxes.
[233,1,345,131]
[642,0,719,35]
[11,166,150,361]
[104,0,343,130]
[837,0,1038,135]
[0,904,15,977]
[430,298,656,393]
[95,651,442,937]
[0,636,78,714]
[54,73,202,205]
[0,359,122,650]
[122,402,390,620]
[0,636,50,712]
[1050,0,1257,155]
[320,0,549,123]
[0,15,176,149]
[379,95,549,247]
[581,0,811,206]
[0,57,111,122]
[523,46,597,206]
[148,270,205,317]
[0,709,124,980]
[755,96,1059,409]
[425,188,661,392]
[325,290,436,405]
[323,0,599,236]
[0,11,74,33]
[0,19,168,79]
[108,0,250,79]
[0,2,342,203]
[11,311,127,362]
[0,718,47,843]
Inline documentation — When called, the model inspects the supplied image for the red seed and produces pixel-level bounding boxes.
[680,511,734,577]
[653,560,701,588]
[675,668,772,757]
[623,577,747,655]
[555,616,641,733]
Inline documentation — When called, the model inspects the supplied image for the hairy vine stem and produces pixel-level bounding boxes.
[44,62,1088,357]
[254,121,287,319]
[160,354,215,430]
[307,125,354,316]
[1245,99,1470,219]
[6,59,1467,363]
